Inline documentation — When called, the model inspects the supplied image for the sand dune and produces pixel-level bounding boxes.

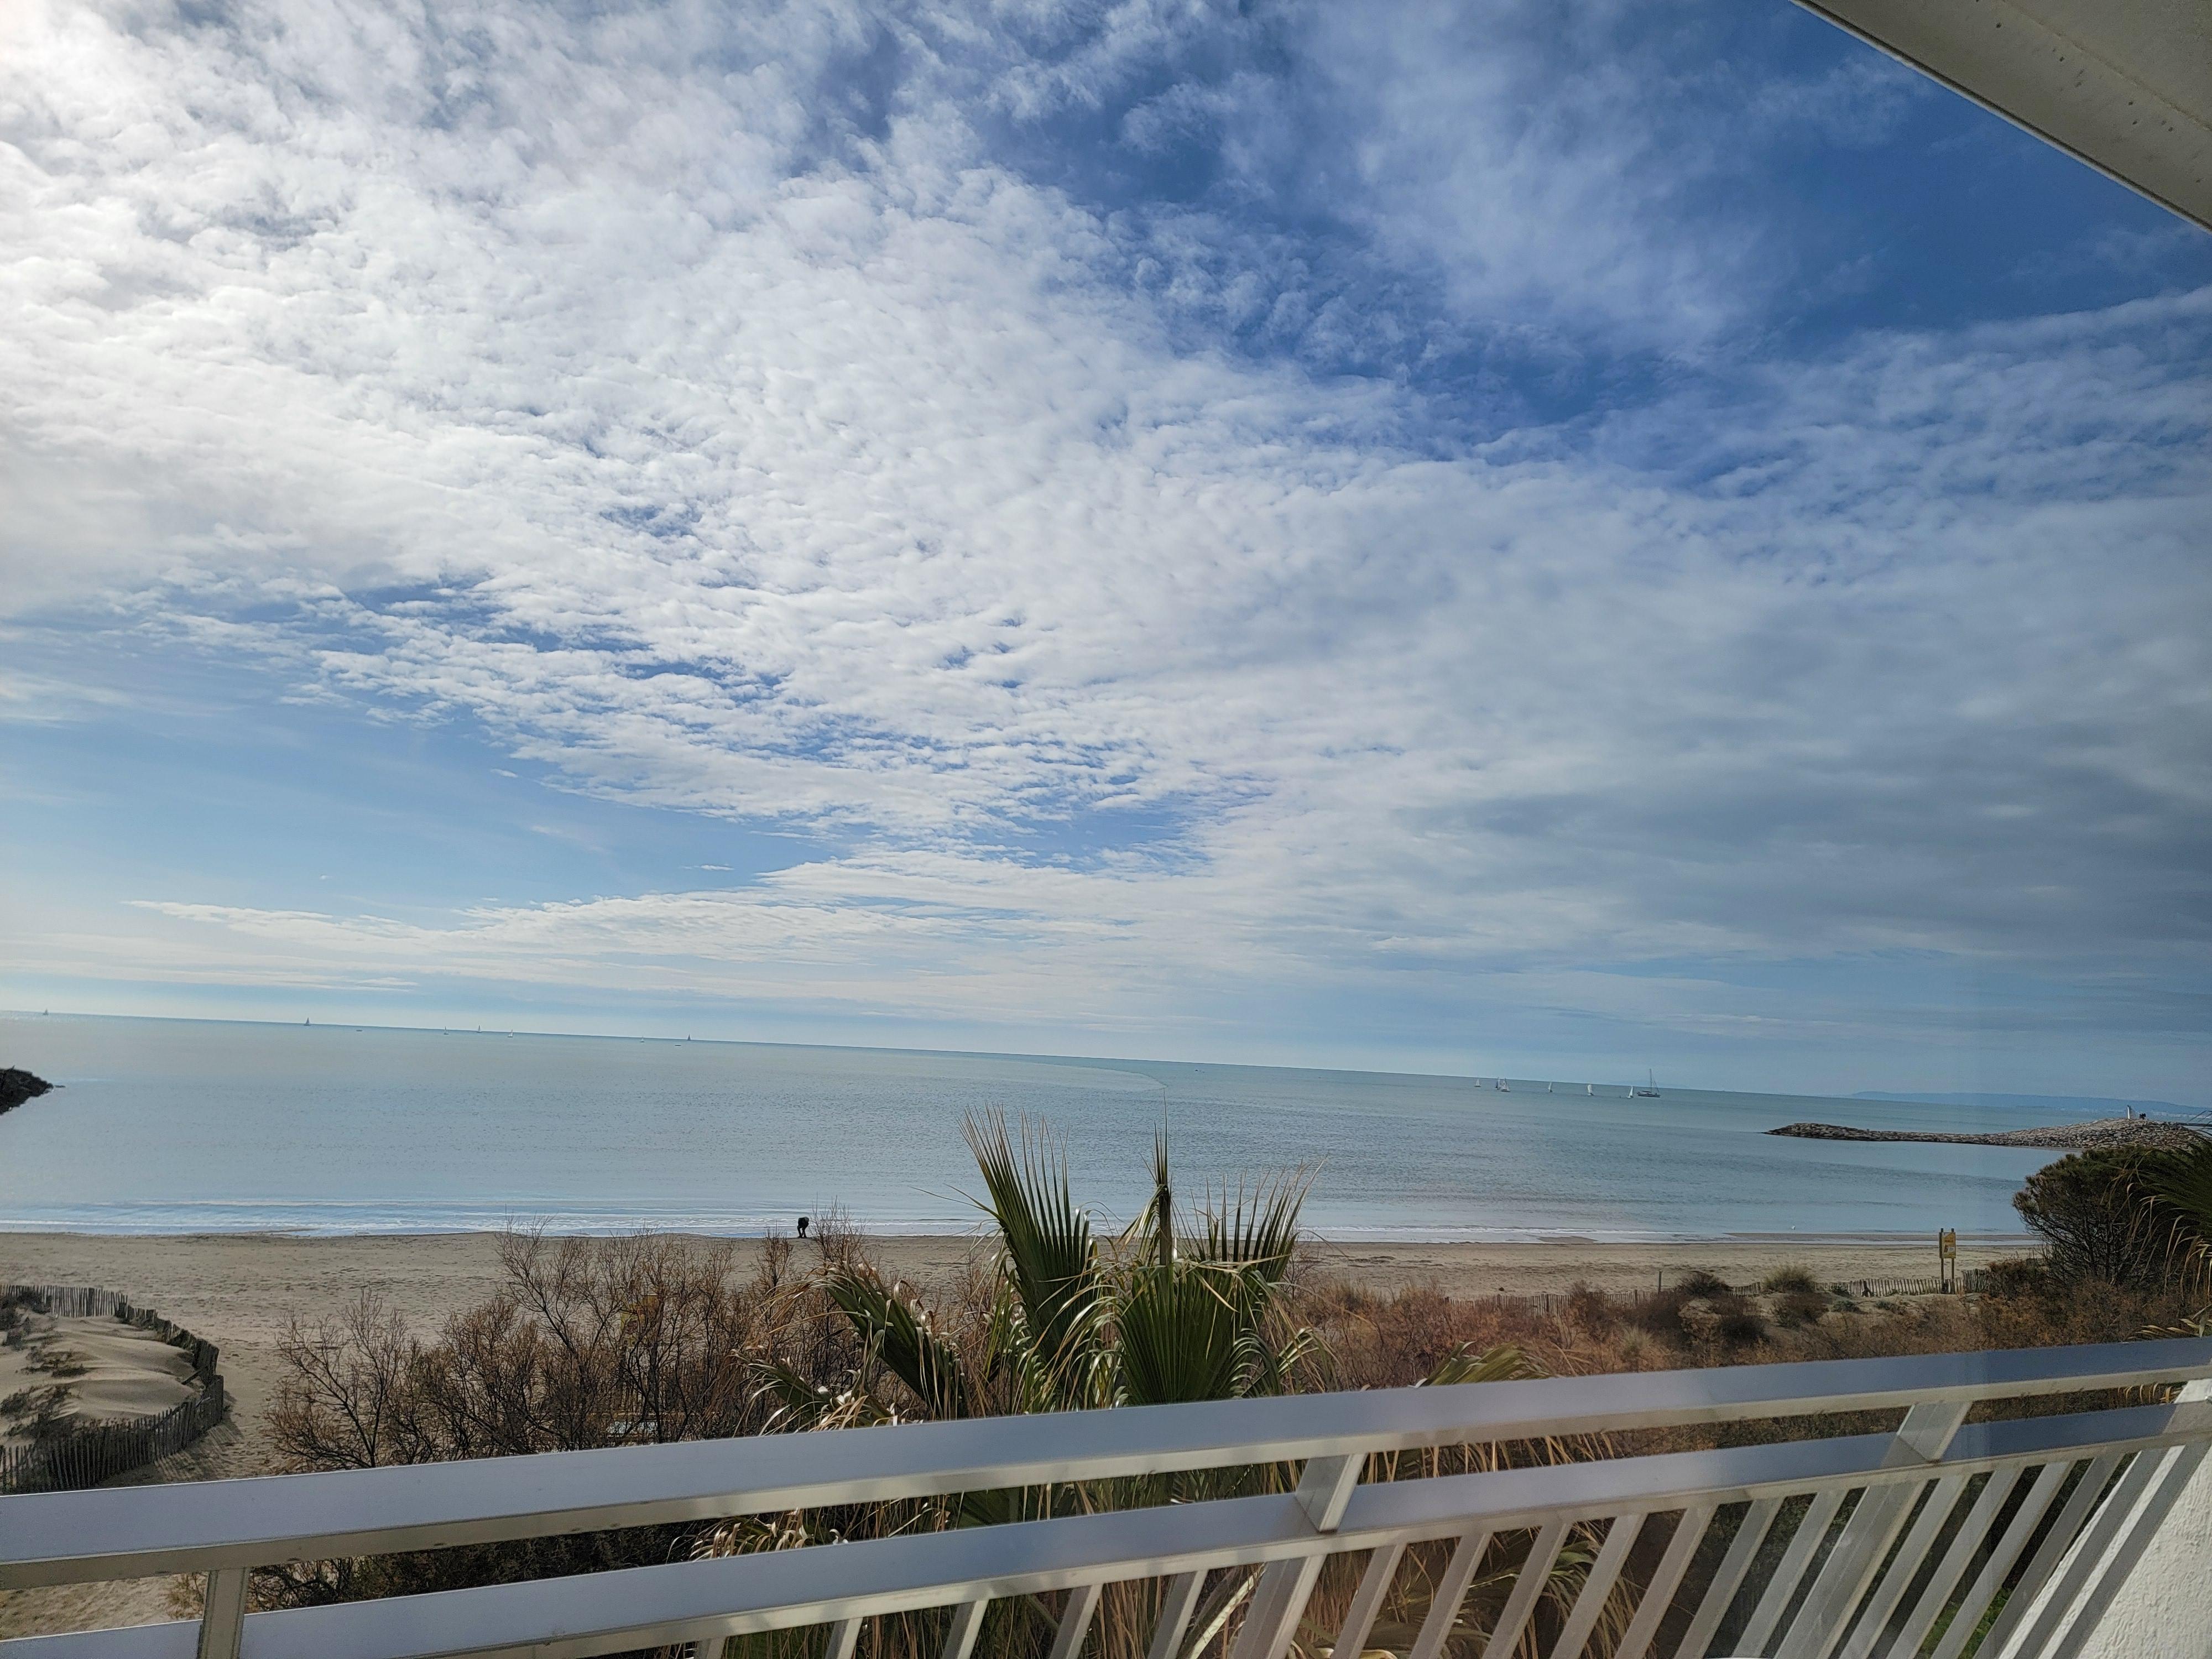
[0,1316,200,1451]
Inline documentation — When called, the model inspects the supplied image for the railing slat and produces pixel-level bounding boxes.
[1145,1571,1204,1659]
[1614,1505,1713,1659]
[1739,1486,1848,1657]
[1827,1473,1968,1659]
[1674,1496,1782,1659]
[1882,1465,2030,1659]
[1331,1543,1402,1659]
[1935,1454,2111,1659]
[1408,1528,1491,1659]
[939,1597,988,1659]
[1546,1511,1643,1659]
[1226,1453,1361,1659]
[1045,1582,1099,1659]
[194,1568,247,1659]
[1487,1518,1569,1659]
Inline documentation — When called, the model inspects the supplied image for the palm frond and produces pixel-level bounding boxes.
[963,1110,1105,1410]
[1194,1167,1313,1284]
[2137,1137,2212,1296]
[1118,1127,1177,1272]
[1421,1341,1545,1388]
[825,1267,978,1422]
[745,1358,898,1434]
[1115,1263,1248,1406]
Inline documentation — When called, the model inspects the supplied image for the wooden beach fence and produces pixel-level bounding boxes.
[0,1286,227,1495]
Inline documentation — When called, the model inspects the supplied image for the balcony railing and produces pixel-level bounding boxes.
[3,1339,2208,1659]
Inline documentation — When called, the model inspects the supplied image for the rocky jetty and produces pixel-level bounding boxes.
[1770,1117,2203,1152]
[0,1068,54,1116]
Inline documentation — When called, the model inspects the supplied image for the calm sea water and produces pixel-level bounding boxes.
[0,1014,2067,1239]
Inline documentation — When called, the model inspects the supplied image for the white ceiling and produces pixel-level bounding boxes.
[1797,0,2211,230]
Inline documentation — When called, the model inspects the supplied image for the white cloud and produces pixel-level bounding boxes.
[2,0,2208,1062]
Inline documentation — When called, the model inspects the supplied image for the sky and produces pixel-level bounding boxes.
[2,0,2209,1100]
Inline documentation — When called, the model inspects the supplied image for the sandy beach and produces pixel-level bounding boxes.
[0,1228,2019,1471]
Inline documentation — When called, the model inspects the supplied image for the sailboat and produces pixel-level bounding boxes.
[1493,1078,1510,1092]
[1632,1069,1662,1098]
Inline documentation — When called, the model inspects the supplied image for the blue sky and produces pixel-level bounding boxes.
[2,0,2209,1100]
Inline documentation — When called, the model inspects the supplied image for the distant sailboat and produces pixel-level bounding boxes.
[1586,1083,1593,1095]
[1546,1081,1554,1093]
[1494,1079,1509,1092]
[1632,1069,1662,1098]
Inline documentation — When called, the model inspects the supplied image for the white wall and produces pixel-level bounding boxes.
[2069,1446,2212,1659]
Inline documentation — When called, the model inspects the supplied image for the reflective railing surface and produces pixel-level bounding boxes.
[3,1339,2208,1659]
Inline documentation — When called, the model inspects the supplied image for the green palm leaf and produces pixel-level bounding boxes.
[1195,1167,1313,1284]
[825,1267,978,1422]
[1115,1262,1248,1405]
[2131,1136,2212,1310]
[964,1110,1107,1411]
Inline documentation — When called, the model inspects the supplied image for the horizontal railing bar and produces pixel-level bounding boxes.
[5,1338,2206,1589]
[1326,1401,2209,1541]
[6,1397,2205,1659]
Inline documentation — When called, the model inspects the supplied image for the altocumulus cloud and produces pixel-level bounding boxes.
[2,0,2209,1079]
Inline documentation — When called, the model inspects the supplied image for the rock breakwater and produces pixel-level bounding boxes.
[0,1069,53,1117]
[1769,1117,2203,1152]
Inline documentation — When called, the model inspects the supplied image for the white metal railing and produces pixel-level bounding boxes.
[2,1339,2208,1659]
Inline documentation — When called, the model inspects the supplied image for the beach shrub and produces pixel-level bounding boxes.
[260,1230,873,1612]
[1760,1265,1819,1296]
[2013,1150,2177,1289]
[1564,1280,1616,1333]
[1770,1290,1828,1329]
[1708,1298,1769,1347]
[1623,1270,1762,1350]
[1979,1256,2051,1298]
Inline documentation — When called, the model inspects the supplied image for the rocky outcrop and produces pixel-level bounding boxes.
[0,1069,53,1117]
[1769,1118,2203,1152]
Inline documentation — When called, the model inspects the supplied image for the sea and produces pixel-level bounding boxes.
[0,1013,2108,1240]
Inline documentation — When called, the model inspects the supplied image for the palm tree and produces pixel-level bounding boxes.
[820,1113,1319,1422]
[823,1115,1323,1656]
[717,1114,1615,1659]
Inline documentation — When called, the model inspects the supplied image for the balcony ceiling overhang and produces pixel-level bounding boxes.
[1795,0,2211,231]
